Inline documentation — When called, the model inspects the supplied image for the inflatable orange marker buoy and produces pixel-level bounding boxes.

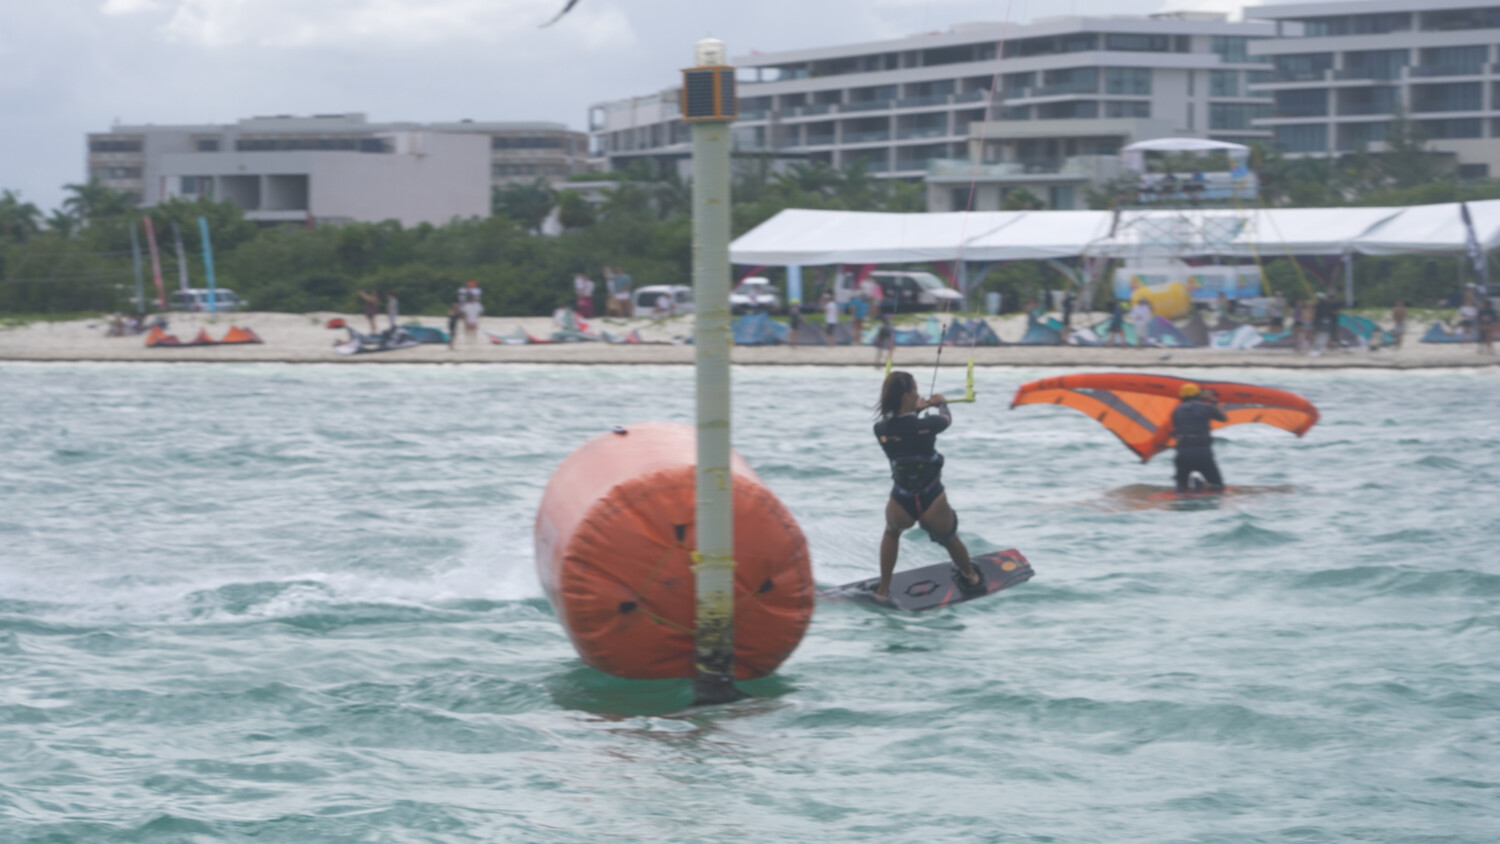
[535,422,814,680]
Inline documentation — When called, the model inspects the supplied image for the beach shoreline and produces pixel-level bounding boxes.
[2,311,1495,369]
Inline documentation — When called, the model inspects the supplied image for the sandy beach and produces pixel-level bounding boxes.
[1,310,1496,368]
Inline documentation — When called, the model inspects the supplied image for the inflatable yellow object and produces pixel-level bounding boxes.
[1127,280,1191,319]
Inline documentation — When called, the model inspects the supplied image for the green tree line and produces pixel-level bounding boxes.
[2,139,1494,317]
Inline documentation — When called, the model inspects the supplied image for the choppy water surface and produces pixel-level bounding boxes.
[2,362,1498,842]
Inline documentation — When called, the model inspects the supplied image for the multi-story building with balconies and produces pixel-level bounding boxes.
[86,114,592,226]
[1250,0,1500,177]
[589,12,1275,210]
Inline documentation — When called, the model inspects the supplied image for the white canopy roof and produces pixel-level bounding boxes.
[728,199,1500,266]
[1121,138,1249,154]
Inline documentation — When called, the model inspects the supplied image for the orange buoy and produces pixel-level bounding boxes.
[535,422,814,680]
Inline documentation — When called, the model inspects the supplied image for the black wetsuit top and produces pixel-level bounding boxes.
[1170,398,1227,449]
[875,405,950,516]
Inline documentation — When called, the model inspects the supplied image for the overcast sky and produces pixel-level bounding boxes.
[2,0,1350,213]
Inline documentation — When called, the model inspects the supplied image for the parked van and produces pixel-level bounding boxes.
[837,270,963,312]
[632,285,694,318]
[168,288,246,312]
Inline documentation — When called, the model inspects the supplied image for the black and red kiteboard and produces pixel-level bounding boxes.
[828,549,1034,612]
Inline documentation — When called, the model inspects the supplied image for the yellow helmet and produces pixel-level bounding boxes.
[1179,383,1202,399]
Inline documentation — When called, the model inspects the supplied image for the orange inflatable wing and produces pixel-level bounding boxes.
[189,328,217,345]
[1011,372,1318,462]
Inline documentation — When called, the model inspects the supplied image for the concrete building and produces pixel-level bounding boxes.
[1250,0,1500,177]
[589,13,1275,210]
[86,114,591,226]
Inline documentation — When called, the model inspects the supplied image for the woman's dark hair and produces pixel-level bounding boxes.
[877,371,917,419]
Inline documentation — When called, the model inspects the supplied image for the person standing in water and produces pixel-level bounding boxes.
[872,371,982,601]
[1170,383,1228,494]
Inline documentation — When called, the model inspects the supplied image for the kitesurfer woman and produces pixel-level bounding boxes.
[873,371,981,600]
[1170,383,1228,493]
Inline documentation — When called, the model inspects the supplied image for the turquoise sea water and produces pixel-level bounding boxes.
[2,362,1497,843]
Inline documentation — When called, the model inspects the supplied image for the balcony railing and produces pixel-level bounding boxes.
[1273,69,1330,82]
[841,129,891,143]
[804,134,836,147]
[844,99,894,113]
[1026,83,1100,97]
[792,103,835,117]
[1334,67,1405,80]
[1410,64,1485,78]
[954,89,990,104]
[895,94,951,109]
[896,126,948,140]
[739,109,768,121]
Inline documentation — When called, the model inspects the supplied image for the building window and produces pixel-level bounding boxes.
[1459,163,1491,180]
[1417,118,1483,139]
[1337,86,1399,116]
[492,136,565,150]
[179,176,213,195]
[1275,89,1329,117]
[1340,49,1408,80]
[1411,82,1483,113]
[1002,72,1035,96]
[1209,70,1239,97]
[1273,53,1333,82]
[997,105,1031,121]
[951,187,972,212]
[1210,103,1270,130]
[89,138,143,153]
[1037,100,1098,119]
[1274,124,1328,153]
[1336,121,1388,151]
[1104,67,1151,95]
[1048,185,1075,209]
[1418,45,1489,76]
[919,43,995,67]
[1246,70,1274,86]
[89,166,142,180]
[1421,8,1500,31]
[1211,36,1249,63]
[195,138,220,152]
[1304,13,1412,37]
[1039,67,1097,95]
[1105,33,1170,52]
[1105,101,1150,118]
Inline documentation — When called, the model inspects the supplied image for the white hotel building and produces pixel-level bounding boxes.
[87,114,591,226]
[1250,0,1500,178]
[590,13,1275,210]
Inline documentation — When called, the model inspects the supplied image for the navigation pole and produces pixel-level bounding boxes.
[683,38,740,705]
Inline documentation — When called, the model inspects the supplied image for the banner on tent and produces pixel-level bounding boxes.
[1113,264,1262,302]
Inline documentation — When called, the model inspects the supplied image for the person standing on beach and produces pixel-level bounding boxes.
[788,300,803,349]
[1106,299,1126,346]
[610,267,632,318]
[874,310,894,366]
[573,273,595,319]
[385,291,400,332]
[1311,293,1336,356]
[1478,297,1497,355]
[358,290,380,333]
[1390,300,1408,349]
[823,293,840,341]
[1061,289,1075,343]
[1129,298,1153,347]
[461,290,484,345]
[446,301,461,350]
[850,288,868,340]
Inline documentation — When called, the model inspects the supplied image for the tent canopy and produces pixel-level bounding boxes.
[729,199,1500,266]
[1121,138,1249,154]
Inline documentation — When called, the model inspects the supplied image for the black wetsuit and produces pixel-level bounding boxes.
[1170,397,1228,493]
[874,404,951,520]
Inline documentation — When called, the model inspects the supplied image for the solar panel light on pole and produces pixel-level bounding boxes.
[681,39,737,123]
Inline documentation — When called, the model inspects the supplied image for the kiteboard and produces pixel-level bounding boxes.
[1095,483,1295,511]
[826,549,1034,612]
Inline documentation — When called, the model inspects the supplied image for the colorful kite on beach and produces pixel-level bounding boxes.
[1010,372,1319,462]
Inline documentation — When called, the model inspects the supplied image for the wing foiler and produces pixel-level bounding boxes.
[1010,372,1319,462]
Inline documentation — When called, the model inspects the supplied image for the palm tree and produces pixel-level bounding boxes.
[61,179,132,224]
[45,208,77,238]
[0,189,42,242]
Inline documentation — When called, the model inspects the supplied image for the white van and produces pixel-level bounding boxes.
[837,270,963,312]
[168,288,246,312]
[632,285,694,318]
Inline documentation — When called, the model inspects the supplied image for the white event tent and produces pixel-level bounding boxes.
[729,199,1500,269]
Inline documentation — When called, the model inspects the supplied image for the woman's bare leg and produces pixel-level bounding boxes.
[920,493,977,585]
[877,497,916,598]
